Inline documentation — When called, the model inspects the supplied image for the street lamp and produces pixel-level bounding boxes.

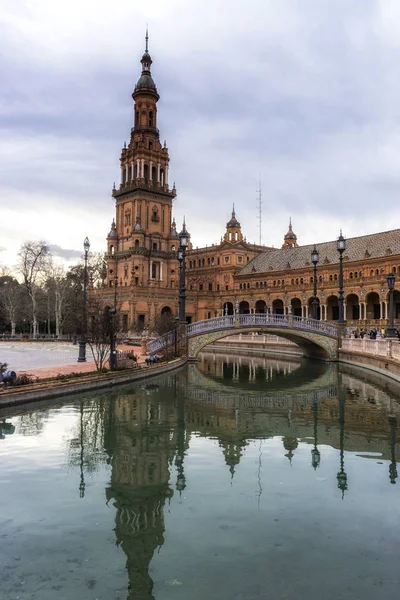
[78,236,90,362]
[386,272,397,338]
[311,245,319,321]
[178,218,188,324]
[109,272,118,369]
[337,230,346,324]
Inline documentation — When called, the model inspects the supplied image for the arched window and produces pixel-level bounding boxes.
[229,232,232,240]
[240,283,242,290]
[151,263,157,278]
[135,111,139,126]
[235,232,238,241]
[291,279,294,285]
[334,273,338,281]
[144,164,149,182]
[319,275,323,283]
[160,169,165,186]
[134,239,139,248]
[110,245,114,255]
[296,278,299,284]
[208,257,211,265]
[310,276,313,283]
[349,272,353,279]
[273,280,276,286]
[354,272,358,278]
[329,274,333,281]
[247,283,250,289]
[149,141,153,150]
[394,266,397,274]
[300,278,303,284]
[370,269,374,276]
[256,282,259,288]
[149,111,153,127]
[376,269,379,276]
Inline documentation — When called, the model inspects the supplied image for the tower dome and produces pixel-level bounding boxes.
[282,218,298,249]
[108,218,117,239]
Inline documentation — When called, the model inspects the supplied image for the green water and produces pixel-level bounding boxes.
[1,353,400,600]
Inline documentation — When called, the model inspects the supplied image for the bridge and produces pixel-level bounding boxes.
[147,314,340,361]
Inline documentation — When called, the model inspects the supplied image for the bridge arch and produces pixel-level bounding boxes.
[188,326,337,361]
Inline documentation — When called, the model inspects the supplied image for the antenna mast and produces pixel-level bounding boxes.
[257,180,262,245]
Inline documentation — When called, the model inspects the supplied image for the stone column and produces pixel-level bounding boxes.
[160,261,163,281]
[149,259,153,279]
[165,164,169,186]
[125,164,129,181]
[136,159,140,178]
[322,304,327,321]
[157,163,161,182]
[130,161,134,180]
[150,161,153,180]
[141,159,144,179]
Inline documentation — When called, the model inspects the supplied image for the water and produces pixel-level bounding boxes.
[1,353,400,600]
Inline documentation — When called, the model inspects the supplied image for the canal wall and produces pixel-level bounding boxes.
[204,333,303,358]
[0,357,187,408]
[339,338,400,383]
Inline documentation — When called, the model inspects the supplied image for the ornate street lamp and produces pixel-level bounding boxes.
[109,272,118,369]
[337,230,346,324]
[178,218,188,324]
[386,272,397,338]
[311,245,319,321]
[78,236,90,362]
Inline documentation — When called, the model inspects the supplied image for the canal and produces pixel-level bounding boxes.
[1,353,400,600]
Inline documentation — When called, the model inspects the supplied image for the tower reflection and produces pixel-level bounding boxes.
[105,389,181,600]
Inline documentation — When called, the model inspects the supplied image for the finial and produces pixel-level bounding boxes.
[173,181,176,189]
[145,26,149,52]
[113,181,115,189]
[232,203,235,216]
[124,141,126,149]
[164,140,166,148]
[289,217,292,230]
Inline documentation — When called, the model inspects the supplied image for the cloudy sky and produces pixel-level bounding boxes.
[1,0,400,267]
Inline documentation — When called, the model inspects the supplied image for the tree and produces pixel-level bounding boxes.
[86,296,120,371]
[0,276,23,336]
[18,241,51,338]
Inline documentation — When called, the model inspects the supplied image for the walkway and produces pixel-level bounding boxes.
[0,342,145,380]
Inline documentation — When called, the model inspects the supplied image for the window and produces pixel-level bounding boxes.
[208,258,211,265]
[349,272,353,279]
[153,242,157,250]
[217,284,220,291]
[171,245,176,251]
[199,283,204,291]
[329,274,333,281]
[240,283,243,289]
[291,279,294,285]
[208,312,211,319]
[225,285,229,290]
[208,283,212,291]
[151,208,159,222]
[149,141,153,150]
[110,245,114,255]
[237,256,243,263]
[149,111,153,127]
[217,257,220,265]
[300,278,303,284]
[135,277,138,285]
[135,239,139,248]
[224,256,229,263]
[334,274,338,281]
[151,263,157,278]
[125,212,131,226]
[256,282,259,288]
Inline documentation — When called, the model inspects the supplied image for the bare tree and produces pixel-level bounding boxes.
[45,262,71,337]
[18,241,51,338]
[0,277,22,336]
[86,296,118,371]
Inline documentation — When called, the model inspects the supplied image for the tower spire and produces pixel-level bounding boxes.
[145,26,149,52]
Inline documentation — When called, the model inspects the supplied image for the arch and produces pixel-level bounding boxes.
[144,163,149,182]
[255,299,266,313]
[307,296,320,319]
[272,298,284,315]
[326,295,338,321]
[366,291,381,319]
[160,168,165,186]
[346,293,360,321]
[110,244,115,255]
[152,166,157,181]
[291,297,302,317]
[223,302,234,316]
[161,306,172,316]
[134,239,139,248]
[187,326,337,361]
[239,301,250,314]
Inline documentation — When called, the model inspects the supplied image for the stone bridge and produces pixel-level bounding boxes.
[147,314,340,361]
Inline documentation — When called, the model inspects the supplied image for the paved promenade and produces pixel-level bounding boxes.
[0,342,145,380]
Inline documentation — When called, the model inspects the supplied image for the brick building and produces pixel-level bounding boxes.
[102,37,400,332]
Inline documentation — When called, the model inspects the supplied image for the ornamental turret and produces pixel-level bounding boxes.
[282,218,298,249]
[224,205,243,243]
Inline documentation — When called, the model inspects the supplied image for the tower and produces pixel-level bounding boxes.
[105,32,179,329]
[282,218,298,249]
[223,205,243,244]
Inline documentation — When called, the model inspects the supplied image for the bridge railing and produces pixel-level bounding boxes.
[147,329,176,354]
[187,315,235,336]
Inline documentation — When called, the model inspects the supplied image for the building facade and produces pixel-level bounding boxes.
[102,38,400,332]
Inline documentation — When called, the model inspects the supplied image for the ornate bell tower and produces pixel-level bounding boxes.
[106,31,180,329]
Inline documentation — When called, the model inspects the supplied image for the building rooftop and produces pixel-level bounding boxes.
[238,229,400,275]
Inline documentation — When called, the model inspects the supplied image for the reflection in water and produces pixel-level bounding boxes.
[1,354,400,600]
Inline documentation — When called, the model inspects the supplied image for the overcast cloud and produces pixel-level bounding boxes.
[1,0,400,267]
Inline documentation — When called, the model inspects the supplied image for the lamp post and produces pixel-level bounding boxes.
[178,219,188,324]
[337,230,346,324]
[78,237,90,362]
[311,245,319,320]
[386,272,397,338]
[109,272,118,369]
